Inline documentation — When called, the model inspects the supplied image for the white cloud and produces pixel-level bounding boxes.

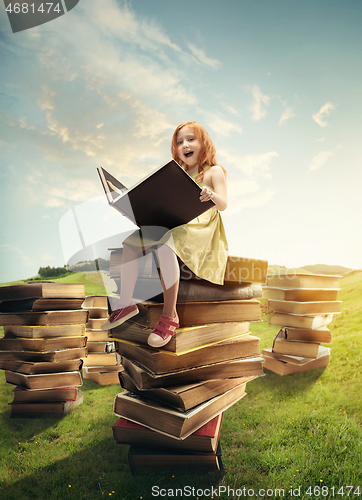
[218,149,278,214]
[187,43,221,69]
[312,102,335,127]
[223,104,240,116]
[46,177,103,206]
[308,150,334,171]
[19,117,35,130]
[316,137,326,142]
[41,253,56,262]
[205,114,242,137]
[278,107,296,126]
[225,178,277,214]
[1,0,209,207]
[131,100,175,142]
[249,85,270,121]
[45,198,66,208]
[0,244,33,267]
[87,0,182,55]
[219,150,279,178]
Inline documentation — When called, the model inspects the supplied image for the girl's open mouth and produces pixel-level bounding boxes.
[185,151,193,158]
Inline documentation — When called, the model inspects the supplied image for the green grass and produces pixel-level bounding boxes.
[1,272,362,499]
[51,271,109,296]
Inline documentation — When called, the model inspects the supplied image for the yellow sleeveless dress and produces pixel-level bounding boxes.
[123,166,228,285]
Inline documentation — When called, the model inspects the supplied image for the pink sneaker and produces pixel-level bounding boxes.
[147,313,179,348]
[101,303,139,330]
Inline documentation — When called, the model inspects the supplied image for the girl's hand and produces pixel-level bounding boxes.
[199,186,214,202]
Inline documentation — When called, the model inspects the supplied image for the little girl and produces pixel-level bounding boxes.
[102,122,228,348]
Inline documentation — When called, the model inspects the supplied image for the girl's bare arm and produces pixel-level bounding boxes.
[199,166,228,211]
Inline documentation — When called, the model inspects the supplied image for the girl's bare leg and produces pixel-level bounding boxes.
[117,243,142,308]
[157,244,179,318]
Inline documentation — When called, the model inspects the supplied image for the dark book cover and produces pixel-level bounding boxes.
[0,298,85,313]
[10,389,84,418]
[0,283,85,301]
[98,160,214,236]
[128,440,223,474]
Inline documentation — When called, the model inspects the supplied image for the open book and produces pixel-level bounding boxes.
[97,160,214,237]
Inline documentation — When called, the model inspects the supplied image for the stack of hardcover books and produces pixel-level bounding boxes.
[81,295,123,385]
[262,273,341,376]
[109,251,267,472]
[0,282,87,417]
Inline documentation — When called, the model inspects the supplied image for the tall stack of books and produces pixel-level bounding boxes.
[109,251,267,473]
[262,273,341,376]
[0,282,87,417]
[81,295,123,385]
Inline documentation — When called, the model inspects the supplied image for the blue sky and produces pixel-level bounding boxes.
[1,0,361,283]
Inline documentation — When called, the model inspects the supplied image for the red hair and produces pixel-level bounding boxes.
[171,122,226,184]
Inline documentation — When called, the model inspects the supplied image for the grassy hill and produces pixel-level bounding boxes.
[301,264,353,275]
[267,264,355,276]
[0,271,361,499]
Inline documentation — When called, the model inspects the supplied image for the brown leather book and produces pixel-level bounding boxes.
[268,299,341,315]
[116,334,260,375]
[120,300,261,329]
[3,324,86,338]
[0,347,87,362]
[110,321,250,353]
[119,370,258,412]
[110,248,268,285]
[10,390,83,418]
[0,309,89,327]
[0,358,83,374]
[0,335,86,351]
[0,298,85,313]
[262,349,330,376]
[113,413,223,453]
[121,356,264,390]
[113,385,246,440]
[0,282,85,300]
[127,441,223,473]
[12,386,80,403]
[5,370,83,390]
[266,273,340,289]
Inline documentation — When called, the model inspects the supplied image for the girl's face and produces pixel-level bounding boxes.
[176,125,201,169]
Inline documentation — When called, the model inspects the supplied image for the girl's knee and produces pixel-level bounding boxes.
[122,243,142,261]
[157,244,175,258]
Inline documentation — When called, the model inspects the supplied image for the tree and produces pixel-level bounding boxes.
[38,266,68,278]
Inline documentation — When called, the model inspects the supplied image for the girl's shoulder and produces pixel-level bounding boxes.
[204,165,226,179]
[204,165,224,174]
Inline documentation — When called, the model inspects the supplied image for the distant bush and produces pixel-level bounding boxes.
[68,258,110,273]
[30,259,110,281]
[38,266,69,278]
[67,261,96,272]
